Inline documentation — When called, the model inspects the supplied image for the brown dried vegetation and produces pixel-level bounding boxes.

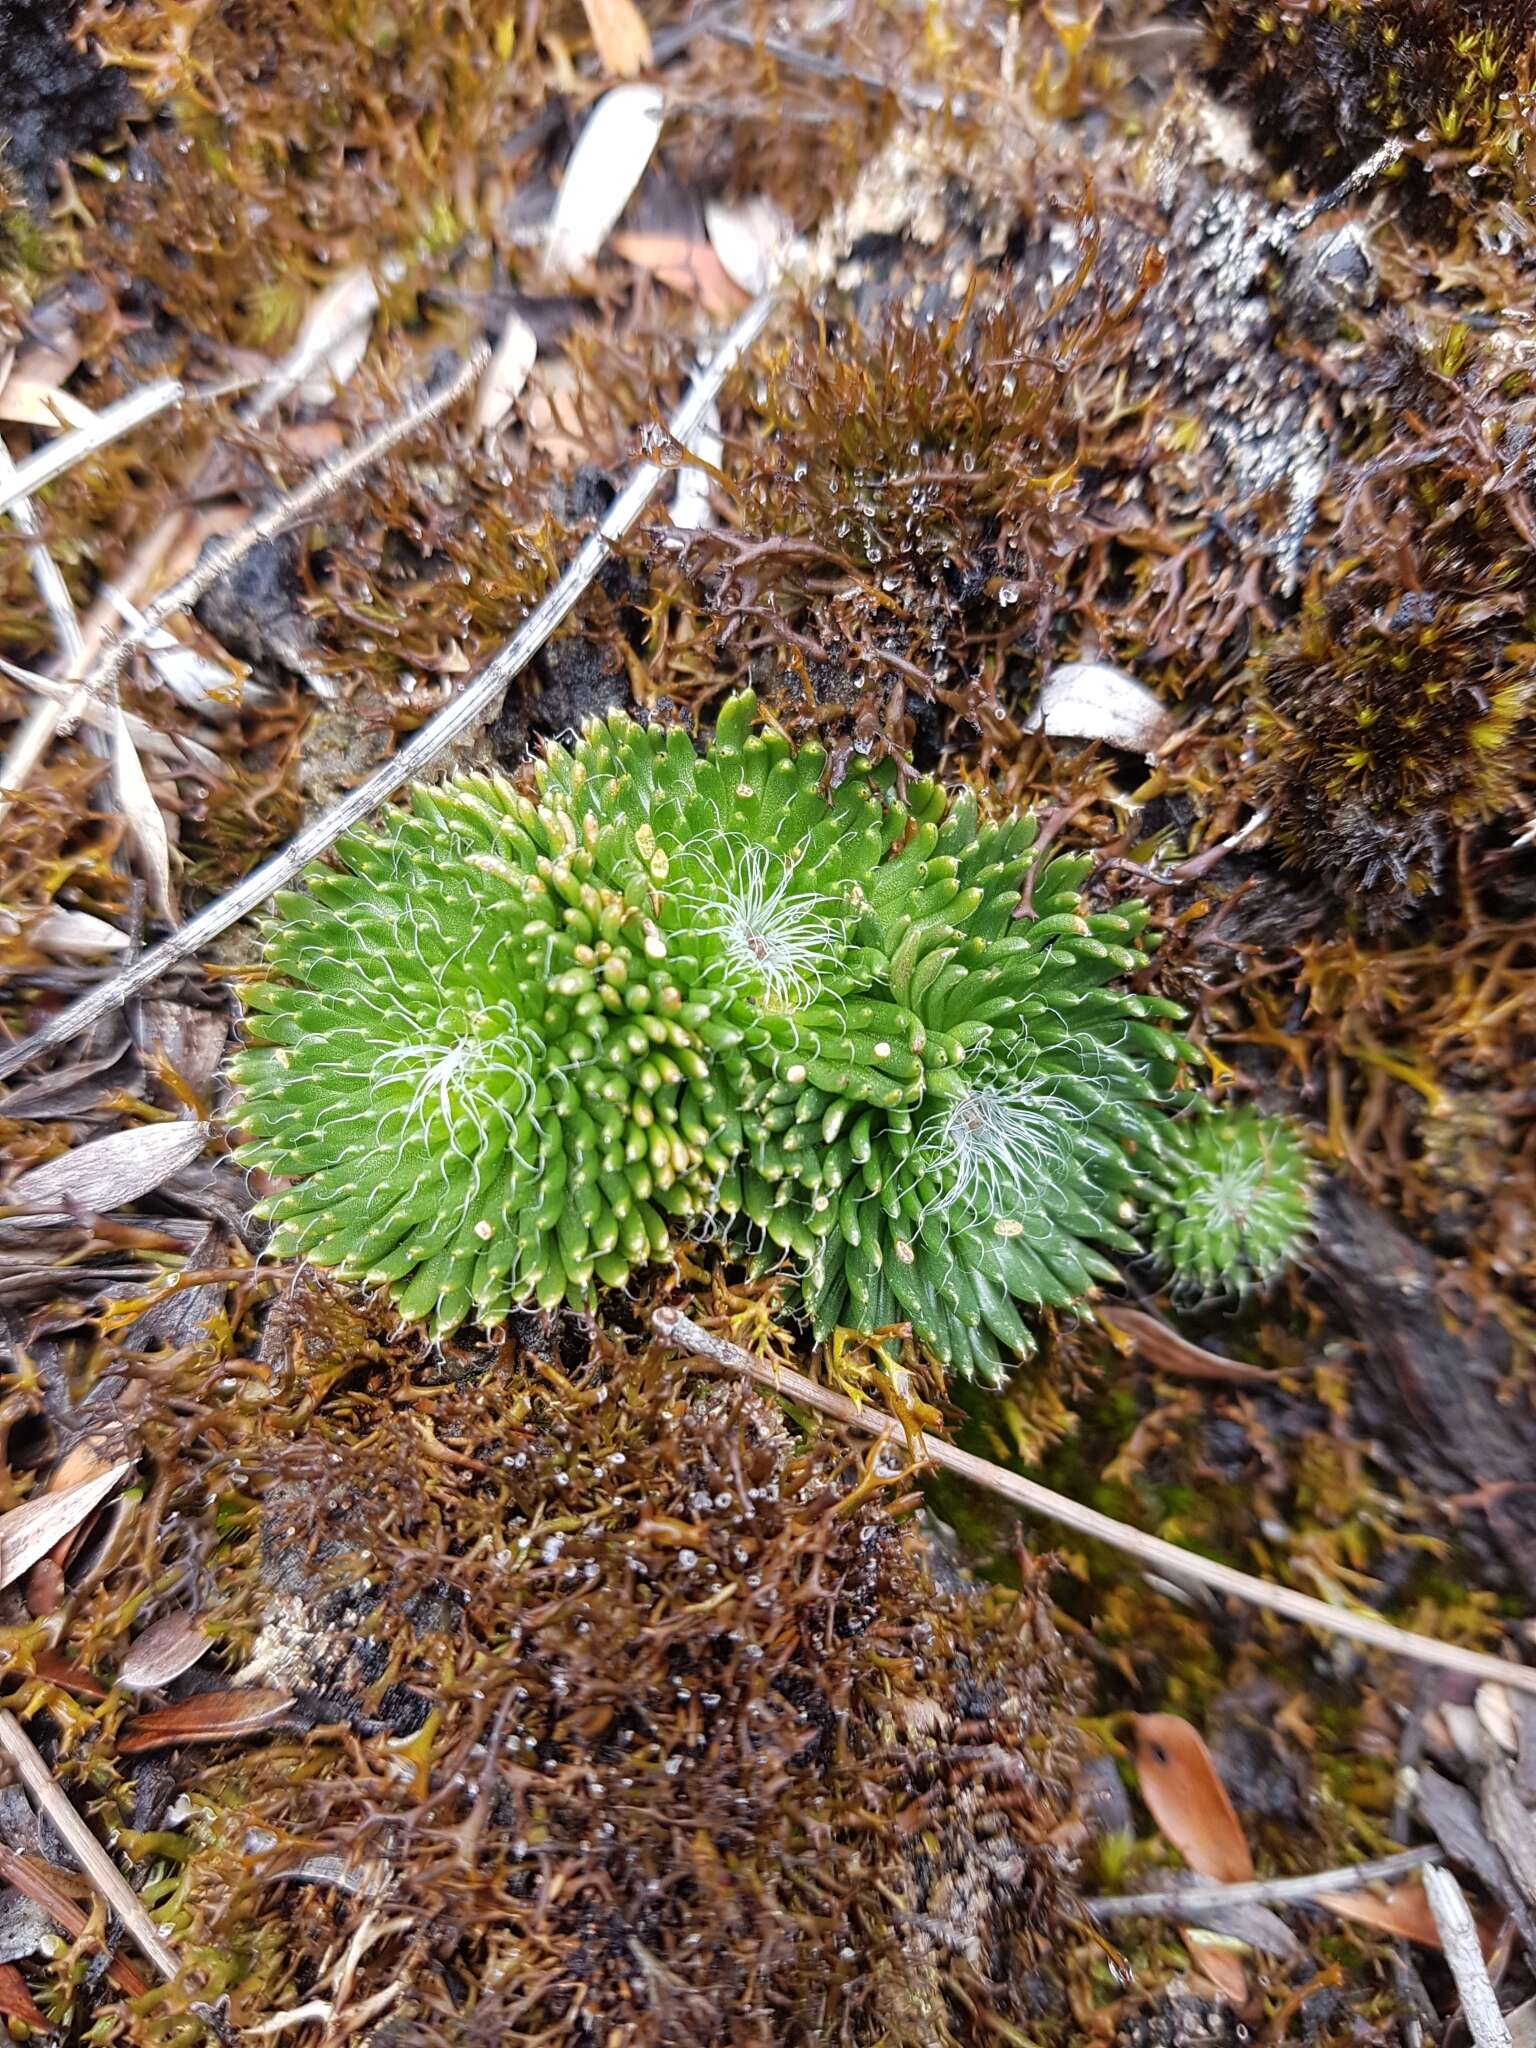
[2,1290,1079,2046]
[4,0,1536,2040]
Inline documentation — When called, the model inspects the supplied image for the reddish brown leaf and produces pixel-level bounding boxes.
[607,231,747,318]
[1099,1307,1281,1389]
[1183,1933,1249,2003]
[1317,1879,1450,1952]
[0,1845,148,2000]
[116,1687,294,1754]
[1132,1714,1255,1884]
[30,1650,108,1701]
[0,1961,47,2028]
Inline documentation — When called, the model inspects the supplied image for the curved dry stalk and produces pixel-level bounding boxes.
[651,1306,1536,1697]
[0,289,778,1086]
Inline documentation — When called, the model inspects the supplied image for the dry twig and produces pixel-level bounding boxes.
[0,1708,180,1982]
[1088,1845,1440,1921]
[1424,1864,1513,2048]
[0,290,778,1084]
[0,379,187,517]
[651,1307,1536,1696]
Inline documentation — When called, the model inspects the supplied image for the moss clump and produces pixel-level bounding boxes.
[171,1332,1080,2047]
[1203,0,1536,221]
[695,293,1092,747]
[1253,573,1533,921]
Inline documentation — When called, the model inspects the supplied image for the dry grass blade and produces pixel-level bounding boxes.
[7,1121,210,1215]
[0,290,777,1083]
[652,1308,1536,1694]
[0,440,90,832]
[0,446,85,670]
[0,1712,179,1984]
[0,1463,132,1591]
[109,702,175,919]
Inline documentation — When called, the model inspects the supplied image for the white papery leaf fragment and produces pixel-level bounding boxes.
[545,87,664,275]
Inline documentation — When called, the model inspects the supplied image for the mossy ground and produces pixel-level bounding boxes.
[2,0,1536,2042]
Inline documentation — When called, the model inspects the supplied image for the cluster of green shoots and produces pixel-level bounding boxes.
[233,694,1313,1383]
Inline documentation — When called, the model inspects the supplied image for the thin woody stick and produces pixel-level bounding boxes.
[0,288,778,1085]
[0,379,186,518]
[0,1708,180,1982]
[651,1306,1536,1698]
[1424,1865,1513,2048]
[1088,1844,1439,1921]
[55,343,487,740]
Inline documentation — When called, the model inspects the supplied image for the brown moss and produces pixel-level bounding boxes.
[1202,0,1536,226]
[0,1287,1080,2045]
[682,290,1090,757]
[1253,560,1533,922]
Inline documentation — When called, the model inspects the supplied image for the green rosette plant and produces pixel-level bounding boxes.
[1143,1105,1315,1296]
[232,691,1310,1382]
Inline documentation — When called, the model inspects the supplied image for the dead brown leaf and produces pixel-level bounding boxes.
[117,1686,295,1753]
[1099,1307,1281,1389]
[608,231,747,318]
[8,1120,211,1219]
[1132,1713,1255,1884]
[140,1002,230,1103]
[1317,1877,1472,1954]
[30,1650,109,1701]
[118,1612,211,1692]
[1184,1931,1250,2003]
[0,1961,48,2029]
[0,1845,148,2000]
